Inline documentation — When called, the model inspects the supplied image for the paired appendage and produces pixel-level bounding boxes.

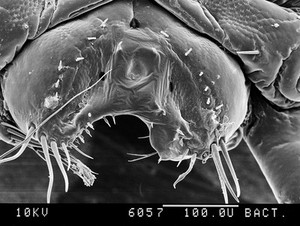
[41,135,93,203]
[211,141,240,203]
[40,136,55,203]
[0,128,96,203]
[128,137,241,204]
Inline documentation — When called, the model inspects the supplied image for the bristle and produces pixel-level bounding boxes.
[61,143,71,170]
[71,143,93,159]
[173,153,197,189]
[127,152,157,162]
[111,115,116,125]
[50,141,69,192]
[84,129,92,137]
[103,117,111,127]
[0,126,34,163]
[220,139,240,197]
[176,149,189,167]
[87,122,94,130]
[236,50,260,55]
[78,135,85,143]
[41,135,54,204]
[211,143,239,203]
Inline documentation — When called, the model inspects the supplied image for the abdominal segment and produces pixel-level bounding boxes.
[1,0,248,202]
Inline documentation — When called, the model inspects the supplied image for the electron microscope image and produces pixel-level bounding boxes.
[0,0,299,204]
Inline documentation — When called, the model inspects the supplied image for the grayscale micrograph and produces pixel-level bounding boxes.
[0,0,299,204]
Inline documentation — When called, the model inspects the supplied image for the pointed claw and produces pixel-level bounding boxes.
[78,135,85,143]
[87,122,94,130]
[84,129,92,137]
[41,135,54,204]
[111,115,116,125]
[173,153,197,189]
[61,143,71,170]
[51,141,69,192]
[211,143,239,203]
[220,139,240,197]
[71,144,93,159]
[103,117,111,127]
[127,152,157,162]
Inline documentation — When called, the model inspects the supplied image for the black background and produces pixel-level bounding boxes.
[0,115,275,203]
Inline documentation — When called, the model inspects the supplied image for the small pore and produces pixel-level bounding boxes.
[169,82,174,92]
[98,71,106,81]
[200,150,211,164]
[22,23,29,30]
[129,18,140,29]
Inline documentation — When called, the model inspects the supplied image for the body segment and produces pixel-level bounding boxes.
[1,0,300,203]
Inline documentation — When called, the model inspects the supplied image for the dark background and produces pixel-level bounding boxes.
[0,115,276,203]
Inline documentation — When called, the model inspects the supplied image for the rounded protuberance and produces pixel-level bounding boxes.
[226,127,244,151]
